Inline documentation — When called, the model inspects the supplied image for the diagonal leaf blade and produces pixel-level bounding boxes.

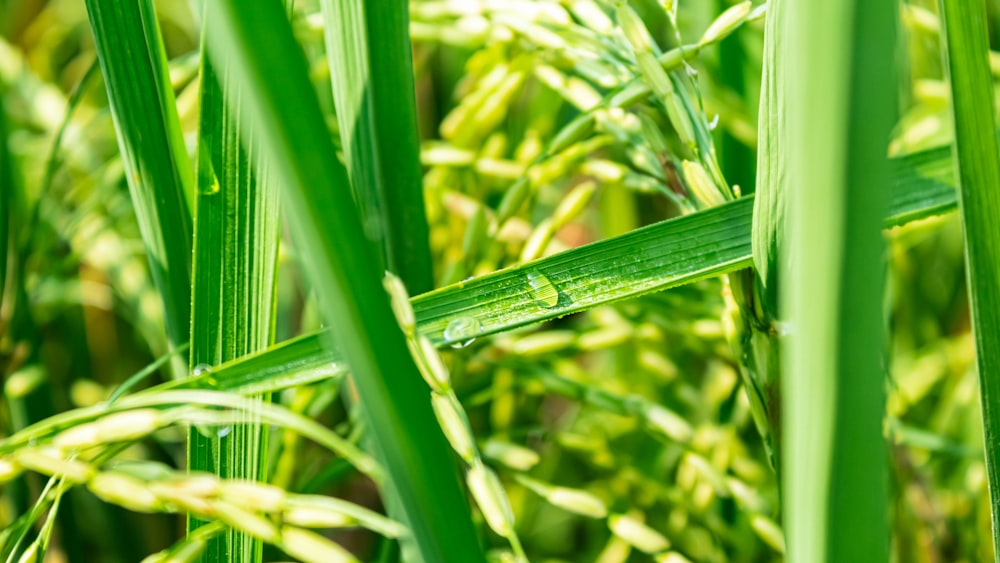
[414,151,955,347]
[204,2,485,560]
[158,144,962,402]
[321,0,434,294]
[83,0,194,359]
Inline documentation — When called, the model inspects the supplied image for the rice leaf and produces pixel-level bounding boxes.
[320,3,436,554]
[320,0,433,293]
[162,333,343,396]
[937,0,1000,555]
[781,0,895,560]
[203,2,485,560]
[751,0,786,305]
[415,150,952,346]
[165,144,961,402]
[83,0,194,359]
[731,0,789,473]
[186,5,282,560]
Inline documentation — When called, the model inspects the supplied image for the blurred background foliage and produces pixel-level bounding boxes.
[0,0,995,561]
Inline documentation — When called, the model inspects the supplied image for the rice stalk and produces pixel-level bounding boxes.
[781,0,895,559]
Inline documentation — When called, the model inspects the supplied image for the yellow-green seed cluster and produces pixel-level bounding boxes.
[0,448,403,563]
[384,272,527,560]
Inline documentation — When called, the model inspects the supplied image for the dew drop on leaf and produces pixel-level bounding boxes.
[201,179,220,195]
[527,271,559,308]
[444,316,482,349]
[196,424,216,439]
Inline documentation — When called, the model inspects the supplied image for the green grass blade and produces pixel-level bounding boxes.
[937,0,1000,556]
[321,0,434,293]
[162,333,343,395]
[83,0,194,358]
[420,196,754,341]
[27,61,99,253]
[204,2,485,560]
[888,144,960,223]
[716,1,755,195]
[781,0,894,560]
[187,7,282,560]
[0,97,11,305]
[751,0,786,307]
[733,0,788,474]
[155,145,962,402]
[107,344,189,404]
[416,151,953,346]
[321,2,436,549]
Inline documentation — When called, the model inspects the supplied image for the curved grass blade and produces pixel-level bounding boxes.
[0,390,381,480]
[937,0,1000,555]
[321,0,433,294]
[83,0,194,361]
[203,2,485,560]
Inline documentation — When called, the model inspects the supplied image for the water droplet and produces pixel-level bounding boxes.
[444,316,482,349]
[527,271,559,308]
[192,363,213,377]
[201,179,220,195]
[774,321,794,337]
[195,422,232,440]
[708,114,720,130]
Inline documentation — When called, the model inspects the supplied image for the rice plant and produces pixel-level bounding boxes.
[2,0,1000,562]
